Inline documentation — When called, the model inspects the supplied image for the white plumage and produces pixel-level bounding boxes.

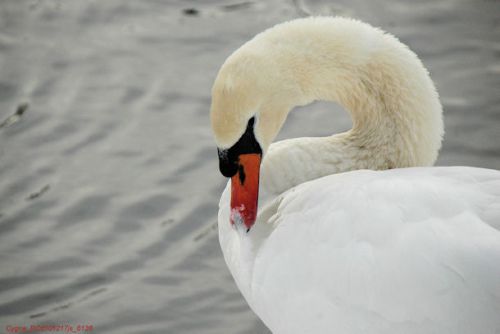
[211,17,500,334]
[219,167,500,333]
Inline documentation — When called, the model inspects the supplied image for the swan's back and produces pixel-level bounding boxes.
[222,167,500,334]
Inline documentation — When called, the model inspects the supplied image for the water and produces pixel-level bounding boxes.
[0,0,499,333]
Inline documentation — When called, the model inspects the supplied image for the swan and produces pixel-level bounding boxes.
[210,17,500,334]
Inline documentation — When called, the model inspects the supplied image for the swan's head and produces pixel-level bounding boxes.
[210,45,301,231]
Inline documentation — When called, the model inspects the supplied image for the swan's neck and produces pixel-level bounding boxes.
[257,18,443,195]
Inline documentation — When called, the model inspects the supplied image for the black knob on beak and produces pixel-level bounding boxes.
[218,147,239,177]
[217,117,262,178]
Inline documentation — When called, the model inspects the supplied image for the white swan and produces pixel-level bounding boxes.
[210,17,500,334]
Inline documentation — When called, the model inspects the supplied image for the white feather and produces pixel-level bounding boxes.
[219,168,500,333]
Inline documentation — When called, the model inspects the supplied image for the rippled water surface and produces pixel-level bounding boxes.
[1,0,499,333]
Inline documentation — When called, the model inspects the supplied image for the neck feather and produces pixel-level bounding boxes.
[258,17,443,195]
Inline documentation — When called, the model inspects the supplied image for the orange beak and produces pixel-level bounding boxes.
[230,153,261,231]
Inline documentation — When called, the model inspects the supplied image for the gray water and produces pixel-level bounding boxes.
[0,0,499,333]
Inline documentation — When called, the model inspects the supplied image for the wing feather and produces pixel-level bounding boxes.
[250,167,500,334]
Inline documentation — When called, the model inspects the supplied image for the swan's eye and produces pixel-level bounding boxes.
[217,117,262,178]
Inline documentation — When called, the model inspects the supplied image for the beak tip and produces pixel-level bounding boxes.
[230,205,256,227]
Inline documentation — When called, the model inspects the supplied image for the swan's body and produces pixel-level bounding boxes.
[210,17,500,334]
[219,167,500,333]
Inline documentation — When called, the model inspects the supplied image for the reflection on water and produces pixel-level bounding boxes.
[0,0,499,333]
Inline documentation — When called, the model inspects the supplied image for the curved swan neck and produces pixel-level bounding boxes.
[255,17,444,193]
[211,17,443,194]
